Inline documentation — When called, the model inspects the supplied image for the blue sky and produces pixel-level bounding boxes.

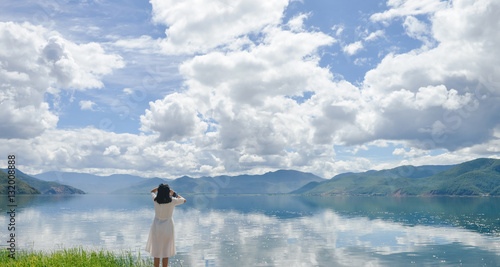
[1,0,499,178]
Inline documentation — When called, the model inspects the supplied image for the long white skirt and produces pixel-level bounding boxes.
[145,217,176,258]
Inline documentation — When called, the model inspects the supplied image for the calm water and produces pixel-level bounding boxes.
[2,194,500,266]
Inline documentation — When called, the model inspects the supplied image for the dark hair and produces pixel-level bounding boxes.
[154,183,172,204]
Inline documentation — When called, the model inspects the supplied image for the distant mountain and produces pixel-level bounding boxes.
[332,164,455,180]
[113,177,171,194]
[422,158,500,196]
[16,170,84,194]
[0,170,40,194]
[119,170,324,194]
[291,181,322,194]
[212,170,324,194]
[34,172,147,194]
[295,158,500,196]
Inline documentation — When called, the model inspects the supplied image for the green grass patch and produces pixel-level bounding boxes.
[0,247,152,267]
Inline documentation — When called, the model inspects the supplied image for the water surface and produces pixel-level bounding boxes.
[1,195,500,266]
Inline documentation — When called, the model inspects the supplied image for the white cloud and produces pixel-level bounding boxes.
[103,145,121,156]
[0,22,123,139]
[138,12,340,176]
[364,30,385,42]
[343,41,364,55]
[403,16,431,45]
[370,0,448,22]
[111,35,163,54]
[150,0,289,54]
[79,100,97,111]
[331,24,344,36]
[3,0,500,178]
[140,93,208,142]
[123,88,133,95]
[392,147,428,158]
[287,13,310,32]
[359,0,500,151]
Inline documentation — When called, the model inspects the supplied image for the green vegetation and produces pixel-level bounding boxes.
[298,158,500,196]
[0,170,40,195]
[0,248,152,267]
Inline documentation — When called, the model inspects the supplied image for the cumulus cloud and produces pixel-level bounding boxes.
[150,0,289,54]
[103,145,121,156]
[140,93,208,141]
[343,41,364,55]
[136,0,500,176]
[139,15,340,172]
[359,0,500,151]
[0,127,218,177]
[0,22,123,139]
[3,0,500,178]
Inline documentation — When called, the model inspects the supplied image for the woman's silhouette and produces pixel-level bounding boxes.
[146,183,186,267]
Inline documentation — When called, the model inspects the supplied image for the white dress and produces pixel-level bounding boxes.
[146,192,185,258]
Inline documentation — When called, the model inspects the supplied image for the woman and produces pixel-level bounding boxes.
[146,183,186,267]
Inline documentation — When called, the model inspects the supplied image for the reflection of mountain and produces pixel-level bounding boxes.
[295,158,500,196]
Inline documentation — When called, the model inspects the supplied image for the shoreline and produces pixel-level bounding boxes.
[1,247,153,266]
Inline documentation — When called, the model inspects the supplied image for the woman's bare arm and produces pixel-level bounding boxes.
[177,195,187,203]
[151,188,158,193]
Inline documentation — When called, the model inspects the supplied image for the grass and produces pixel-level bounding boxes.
[0,247,153,267]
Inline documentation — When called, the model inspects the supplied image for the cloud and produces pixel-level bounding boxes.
[403,16,431,44]
[139,12,340,175]
[0,22,123,139]
[364,30,385,42]
[359,0,500,151]
[79,100,97,111]
[3,0,500,178]
[343,41,364,55]
[287,13,311,32]
[140,93,208,142]
[111,35,163,54]
[331,25,344,36]
[370,0,448,22]
[138,0,500,175]
[103,145,121,156]
[150,0,289,54]
[123,88,133,95]
[392,147,428,158]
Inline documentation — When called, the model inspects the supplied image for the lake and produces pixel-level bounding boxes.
[1,194,500,266]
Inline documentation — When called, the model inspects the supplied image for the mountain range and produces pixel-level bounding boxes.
[115,170,324,195]
[295,158,500,196]
[0,169,84,194]
[3,158,500,196]
[33,171,147,194]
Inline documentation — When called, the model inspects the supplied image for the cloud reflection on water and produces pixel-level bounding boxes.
[1,195,500,266]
